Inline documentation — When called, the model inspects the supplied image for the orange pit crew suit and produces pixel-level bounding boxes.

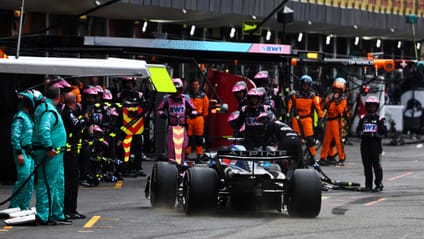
[319,78,348,165]
[287,75,323,161]
[185,89,209,158]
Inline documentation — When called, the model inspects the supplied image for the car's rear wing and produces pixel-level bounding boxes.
[213,150,293,179]
[216,150,292,161]
[0,55,176,93]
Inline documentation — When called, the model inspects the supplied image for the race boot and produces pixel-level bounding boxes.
[318,158,328,166]
[327,156,338,165]
[336,154,347,167]
[372,183,384,192]
[67,211,86,220]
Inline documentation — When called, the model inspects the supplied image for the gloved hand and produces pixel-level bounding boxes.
[160,113,167,119]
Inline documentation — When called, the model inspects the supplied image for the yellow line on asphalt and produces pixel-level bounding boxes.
[83,215,101,228]
[0,226,12,231]
[114,180,123,188]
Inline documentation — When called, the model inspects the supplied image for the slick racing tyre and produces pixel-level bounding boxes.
[183,167,218,215]
[286,169,321,218]
[150,162,178,208]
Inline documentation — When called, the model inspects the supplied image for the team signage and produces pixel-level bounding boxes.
[218,150,289,158]
[248,43,291,54]
[85,36,292,55]
[242,20,262,35]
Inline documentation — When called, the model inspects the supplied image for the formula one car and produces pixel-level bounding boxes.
[146,147,322,218]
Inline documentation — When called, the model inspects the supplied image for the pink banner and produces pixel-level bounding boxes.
[248,43,291,55]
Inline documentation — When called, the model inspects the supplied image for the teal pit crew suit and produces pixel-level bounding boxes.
[9,110,34,210]
[32,98,67,223]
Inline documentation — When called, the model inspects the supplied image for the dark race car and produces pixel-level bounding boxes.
[145,147,321,218]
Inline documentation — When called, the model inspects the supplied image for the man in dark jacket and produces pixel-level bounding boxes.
[61,92,88,219]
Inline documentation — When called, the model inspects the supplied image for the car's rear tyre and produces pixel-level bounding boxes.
[286,169,321,218]
[183,167,218,215]
[150,162,178,208]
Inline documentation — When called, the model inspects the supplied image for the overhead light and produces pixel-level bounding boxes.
[93,0,101,6]
[354,36,360,46]
[326,35,331,45]
[251,15,257,20]
[307,21,312,25]
[397,41,402,49]
[417,42,421,50]
[390,28,395,32]
[353,25,358,29]
[266,30,272,41]
[182,9,187,14]
[230,27,236,39]
[297,32,303,42]
[190,25,196,36]
[142,21,148,32]
[376,39,381,48]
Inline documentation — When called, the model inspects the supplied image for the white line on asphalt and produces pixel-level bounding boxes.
[387,172,413,181]
[365,198,386,206]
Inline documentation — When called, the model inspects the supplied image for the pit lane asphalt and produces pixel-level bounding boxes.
[1,137,424,239]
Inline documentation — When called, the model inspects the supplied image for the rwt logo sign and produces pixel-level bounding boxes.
[362,123,377,132]
[169,106,185,113]
[262,46,283,53]
[249,43,291,55]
